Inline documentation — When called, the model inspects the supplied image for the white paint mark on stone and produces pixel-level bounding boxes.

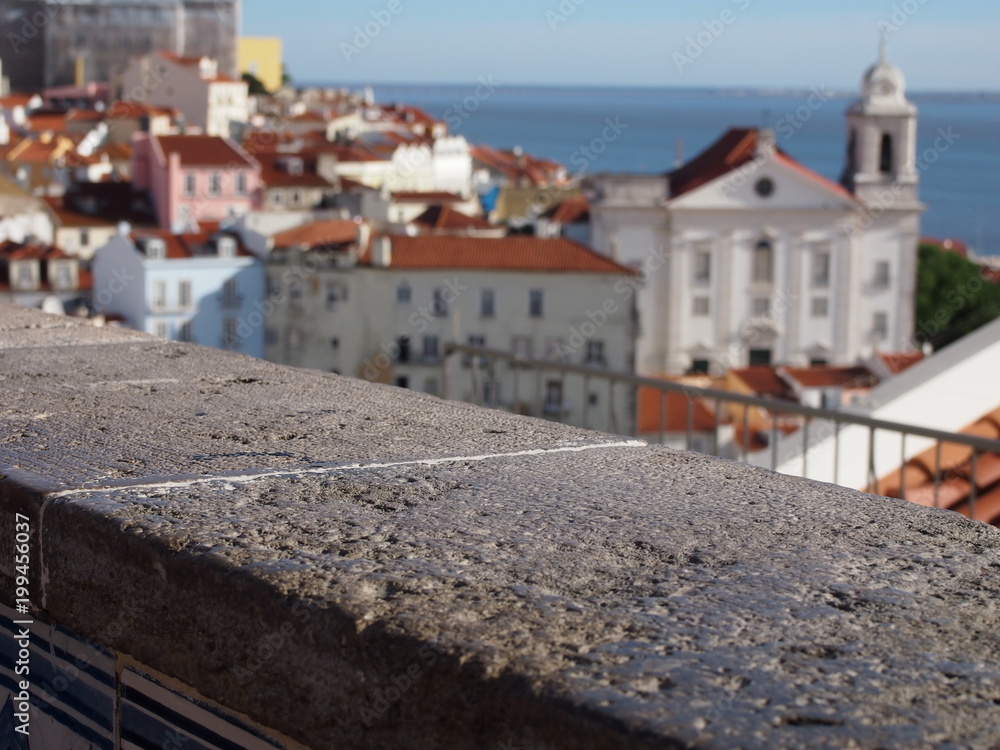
[47,441,649,500]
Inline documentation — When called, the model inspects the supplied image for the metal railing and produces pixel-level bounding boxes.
[441,343,1000,518]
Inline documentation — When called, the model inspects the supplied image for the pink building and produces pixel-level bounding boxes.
[132,133,261,232]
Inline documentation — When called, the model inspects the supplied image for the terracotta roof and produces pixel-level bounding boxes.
[637,387,719,434]
[471,145,566,187]
[256,152,331,188]
[876,406,1000,527]
[155,135,258,168]
[922,236,969,257]
[879,351,925,375]
[0,240,70,261]
[412,205,493,232]
[272,220,359,249]
[781,365,878,390]
[542,195,590,224]
[391,191,464,204]
[669,127,857,203]
[26,112,69,133]
[43,196,116,228]
[131,226,253,259]
[360,236,635,274]
[106,100,177,120]
[0,94,37,108]
[730,366,795,400]
[94,142,133,162]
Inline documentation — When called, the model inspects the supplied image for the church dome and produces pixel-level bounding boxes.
[861,46,908,106]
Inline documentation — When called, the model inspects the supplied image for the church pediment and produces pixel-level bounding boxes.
[668,139,858,213]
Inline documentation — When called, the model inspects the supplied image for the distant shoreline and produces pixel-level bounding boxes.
[297,82,1000,104]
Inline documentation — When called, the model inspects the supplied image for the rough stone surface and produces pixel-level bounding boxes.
[3,305,1000,750]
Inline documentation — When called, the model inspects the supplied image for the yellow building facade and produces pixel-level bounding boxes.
[237,37,283,93]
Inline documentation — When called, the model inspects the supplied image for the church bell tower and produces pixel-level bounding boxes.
[840,44,920,207]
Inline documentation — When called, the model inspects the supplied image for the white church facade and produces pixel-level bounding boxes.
[589,51,923,376]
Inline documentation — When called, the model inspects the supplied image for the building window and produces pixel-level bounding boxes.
[209,173,222,197]
[752,297,771,317]
[178,321,192,342]
[752,240,774,284]
[270,191,283,208]
[222,279,239,308]
[812,252,831,288]
[396,376,410,390]
[423,335,439,361]
[545,337,566,361]
[480,288,495,318]
[236,173,247,196]
[80,230,90,247]
[432,288,449,317]
[222,317,238,349]
[267,276,281,298]
[690,359,711,374]
[529,289,544,318]
[326,281,347,310]
[179,280,192,309]
[396,335,411,363]
[152,280,167,309]
[544,381,563,413]
[153,321,168,339]
[287,327,302,349]
[512,335,532,359]
[291,190,303,208]
[266,329,278,346]
[331,337,339,349]
[873,311,889,340]
[54,263,73,289]
[749,349,772,366]
[397,283,411,304]
[288,279,303,310]
[694,251,711,285]
[584,340,605,366]
[879,133,894,175]
[464,334,486,368]
[874,261,891,288]
[693,297,710,316]
[811,298,829,318]
[424,377,439,396]
[185,174,196,197]
[480,379,501,406]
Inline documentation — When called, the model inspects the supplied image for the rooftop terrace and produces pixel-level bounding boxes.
[2,304,1000,748]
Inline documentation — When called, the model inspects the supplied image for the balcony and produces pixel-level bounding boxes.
[2,304,1000,749]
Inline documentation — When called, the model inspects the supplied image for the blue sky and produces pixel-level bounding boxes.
[243,1,1000,91]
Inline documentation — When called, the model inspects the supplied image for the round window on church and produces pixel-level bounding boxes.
[755,178,775,198]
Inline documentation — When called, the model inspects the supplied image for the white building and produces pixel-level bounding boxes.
[590,51,923,376]
[120,53,249,139]
[93,225,266,358]
[263,229,637,434]
[318,134,474,197]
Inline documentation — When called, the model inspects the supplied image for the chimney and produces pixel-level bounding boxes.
[356,221,370,252]
[372,236,392,267]
[756,129,776,158]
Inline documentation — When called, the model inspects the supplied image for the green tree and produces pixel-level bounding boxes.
[915,242,1000,350]
[242,72,269,96]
